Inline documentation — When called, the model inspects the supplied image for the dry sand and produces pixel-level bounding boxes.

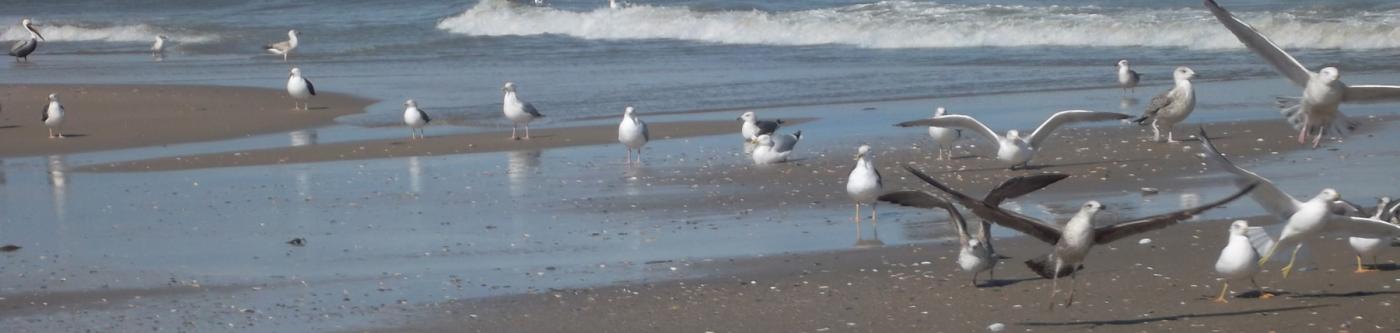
[0,84,372,157]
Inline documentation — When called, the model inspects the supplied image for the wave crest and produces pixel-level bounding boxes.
[437,0,1400,50]
[1,23,219,44]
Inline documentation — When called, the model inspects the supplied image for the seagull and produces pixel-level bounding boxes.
[926,107,961,160]
[902,165,1255,308]
[1205,0,1400,148]
[1348,197,1393,273]
[896,110,1130,169]
[42,93,65,138]
[151,35,170,56]
[618,106,648,163]
[1132,67,1198,143]
[286,67,315,111]
[1199,128,1400,278]
[502,82,544,140]
[264,29,300,62]
[737,111,783,143]
[1116,59,1140,94]
[1213,220,1276,303]
[751,131,801,165]
[879,173,1069,287]
[9,19,44,62]
[846,145,882,229]
[403,99,430,140]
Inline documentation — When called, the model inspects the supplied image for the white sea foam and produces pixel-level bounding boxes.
[0,23,219,43]
[438,0,1400,50]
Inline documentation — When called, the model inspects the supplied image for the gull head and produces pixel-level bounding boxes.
[289,29,300,37]
[47,93,58,101]
[1116,59,1129,68]
[1319,67,1340,82]
[737,111,756,123]
[404,99,417,107]
[623,105,635,116]
[1080,201,1104,214]
[754,134,774,147]
[1317,188,1341,201]
[968,239,982,248]
[934,107,947,117]
[1174,66,1196,81]
[1228,220,1249,235]
[289,67,302,77]
[502,82,517,94]
[855,144,871,160]
[1005,129,1021,140]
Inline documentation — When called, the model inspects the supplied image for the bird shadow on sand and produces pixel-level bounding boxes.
[0,125,18,129]
[978,276,1040,288]
[55,134,87,138]
[307,106,331,111]
[1018,304,1334,328]
[928,158,1153,174]
[1289,290,1400,300]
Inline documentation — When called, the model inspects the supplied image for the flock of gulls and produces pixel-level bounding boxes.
[6,0,1400,310]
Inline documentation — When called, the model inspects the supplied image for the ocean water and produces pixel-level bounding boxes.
[4,0,1400,127]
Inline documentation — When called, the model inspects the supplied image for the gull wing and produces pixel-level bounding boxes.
[878,191,969,247]
[305,78,316,96]
[755,120,782,137]
[1244,226,1276,258]
[523,102,543,117]
[264,40,291,53]
[639,119,649,142]
[901,165,1062,245]
[1133,89,1174,124]
[40,103,47,122]
[1093,183,1257,244]
[1322,215,1400,238]
[983,174,1069,206]
[418,108,432,123]
[1204,0,1313,87]
[773,131,801,153]
[898,115,1000,147]
[1026,110,1130,148]
[1343,85,1400,103]
[1199,128,1302,219]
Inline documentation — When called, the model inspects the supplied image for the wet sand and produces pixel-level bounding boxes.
[0,84,372,157]
[76,118,813,172]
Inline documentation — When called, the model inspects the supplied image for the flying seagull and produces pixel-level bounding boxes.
[879,173,1069,287]
[1199,127,1400,278]
[1205,0,1400,147]
[896,110,1129,169]
[1132,66,1198,143]
[902,165,1256,308]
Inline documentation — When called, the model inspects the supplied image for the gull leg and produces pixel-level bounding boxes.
[1297,114,1310,145]
[1065,271,1078,308]
[1167,128,1179,143]
[989,265,996,286]
[511,124,519,140]
[971,271,980,288]
[524,125,532,140]
[1250,277,1274,299]
[1213,282,1230,303]
[636,149,642,163]
[1311,127,1325,148]
[1355,255,1377,273]
[1152,122,1162,143]
[1047,258,1062,311]
[871,203,878,229]
[1281,243,1303,278]
[625,148,632,163]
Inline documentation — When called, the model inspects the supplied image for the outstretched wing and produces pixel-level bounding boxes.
[1093,183,1257,244]
[1134,89,1174,124]
[983,174,1069,206]
[901,165,1063,245]
[878,191,968,247]
[1199,128,1302,218]
[898,115,1000,146]
[1204,0,1313,87]
[1323,215,1400,238]
[1026,110,1129,147]
[1343,85,1400,103]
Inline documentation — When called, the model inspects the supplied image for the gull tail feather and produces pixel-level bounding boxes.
[1024,254,1081,279]
[1275,96,1306,131]
[1131,115,1151,125]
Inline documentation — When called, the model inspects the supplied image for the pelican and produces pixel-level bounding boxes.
[1199,128,1400,278]
[42,93,65,138]
[502,82,544,140]
[286,67,315,111]
[751,132,801,165]
[403,99,431,140]
[1206,0,1400,148]
[618,106,648,163]
[1116,59,1140,94]
[264,29,300,62]
[1132,66,1198,143]
[926,107,960,160]
[896,110,1130,169]
[737,111,784,143]
[9,19,44,62]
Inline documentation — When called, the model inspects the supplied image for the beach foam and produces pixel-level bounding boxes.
[0,23,219,43]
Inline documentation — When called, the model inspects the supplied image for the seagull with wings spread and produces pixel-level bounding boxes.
[896,110,1129,170]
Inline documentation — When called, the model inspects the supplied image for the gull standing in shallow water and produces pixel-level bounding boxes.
[151,35,170,56]
[403,99,430,140]
[1206,0,1400,148]
[9,19,44,62]
[751,132,801,165]
[880,174,1068,287]
[1132,66,1197,143]
[618,106,648,163]
[896,110,1129,169]
[264,29,300,62]
[902,165,1255,308]
[926,107,960,160]
[737,111,783,142]
[1213,220,1276,303]
[1116,59,1140,94]
[502,82,544,140]
[42,93,65,138]
[845,145,882,229]
[1199,128,1400,278]
[286,67,315,111]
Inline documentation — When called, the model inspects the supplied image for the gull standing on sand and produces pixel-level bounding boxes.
[1213,220,1275,303]
[1116,59,1140,94]
[1206,0,1400,148]
[751,132,801,164]
[846,145,882,229]
[403,99,431,140]
[1132,67,1198,143]
[896,110,1130,170]
[1200,128,1400,278]
[926,107,960,160]
[286,67,316,111]
[502,82,544,140]
[880,174,1068,287]
[1348,197,1393,273]
[903,165,1255,308]
[618,106,648,163]
[737,111,783,142]
[42,93,65,138]
[9,19,44,62]
[264,29,300,62]
[151,35,170,56]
